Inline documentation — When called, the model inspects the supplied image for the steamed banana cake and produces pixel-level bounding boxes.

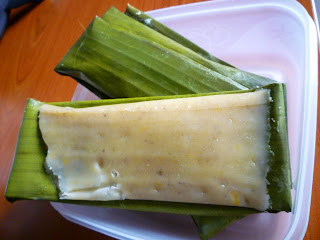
[39,89,271,211]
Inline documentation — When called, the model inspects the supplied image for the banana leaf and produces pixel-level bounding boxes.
[125,4,232,67]
[55,7,276,97]
[192,215,243,240]
[123,5,276,89]
[55,16,249,99]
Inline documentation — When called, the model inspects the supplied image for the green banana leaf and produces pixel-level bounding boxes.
[55,16,248,99]
[125,4,233,67]
[124,4,276,89]
[192,215,243,240]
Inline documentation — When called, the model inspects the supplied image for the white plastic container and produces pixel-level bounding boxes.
[51,0,318,239]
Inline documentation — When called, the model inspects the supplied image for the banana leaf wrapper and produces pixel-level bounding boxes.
[55,7,276,98]
[193,215,243,240]
[6,85,291,210]
[108,6,276,90]
[5,86,291,239]
[55,14,249,99]
[124,4,276,89]
[124,4,232,68]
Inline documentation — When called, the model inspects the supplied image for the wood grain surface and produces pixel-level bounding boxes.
[0,0,318,239]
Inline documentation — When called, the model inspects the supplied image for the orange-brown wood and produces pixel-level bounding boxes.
[0,0,318,239]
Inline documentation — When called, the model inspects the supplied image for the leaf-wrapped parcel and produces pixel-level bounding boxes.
[6,5,291,240]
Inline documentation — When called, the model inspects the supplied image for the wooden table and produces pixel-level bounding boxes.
[0,0,318,239]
